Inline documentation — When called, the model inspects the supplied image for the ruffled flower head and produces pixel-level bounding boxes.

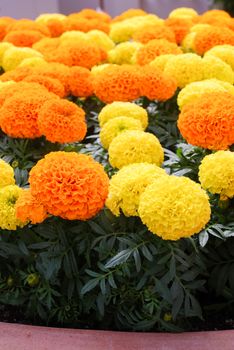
[3,30,46,47]
[0,159,15,188]
[132,24,176,44]
[2,47,43,71]
[23,74,65,97]
[108,42,142,65]
[68,66,93,97]
[202,55,234,84]
[165,17,194,44]
[205,45,234,71]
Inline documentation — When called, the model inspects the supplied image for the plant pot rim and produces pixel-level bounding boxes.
[0,321,234,350]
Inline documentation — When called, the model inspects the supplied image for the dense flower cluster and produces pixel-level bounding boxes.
[205,45,234,71]
[199,151,234,199]
[0,159,15,188]
[132,24,176,44]
[108,42,142,64]
[0,185,25,230]
[138,176,211,240]
[202,55,234,84]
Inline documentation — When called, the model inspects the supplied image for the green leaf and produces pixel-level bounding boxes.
[199,230,209,247]
[81,278,99,295]
[104,249,132,268]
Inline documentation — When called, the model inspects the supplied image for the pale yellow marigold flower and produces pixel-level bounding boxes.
[87,30,115,51]
[35,13,67,24]
[18,56,47,68]
[164,53,203,88]
[108,130,164,169]
[108,42,142,65]
[138,176,211,240]
[100,116,143,149]
[0,42,14,66]
[199,151,234,198]
[149,54,176,71]
[169,7,198,19]
[0,159,15,188]
[60,30,87,43]
[91,63,113,77]
[98,101,148,129]
[202,55,234,84]
[182,25,212,52]
[106,163,167,216]
[2,47,43,71]
[205,45,234,71]
[0,185,26,230]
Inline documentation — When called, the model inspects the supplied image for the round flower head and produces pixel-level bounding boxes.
[0,18,14,41]
[138,175,211,240]
[112,9,147,22]
[60,30,87,43]
[0,159,15,188]
[38,99,87,143]
[15,189,48,224]
[199,151,234,198]
[136,39,182,65]
[93,64,141,103]
[106,163,167,217]
[169,7,198,19]
[108,42,142,65]
[3,30,46,47]
[200,9,231,20]
[68,66,93,98]
[149,54,176,71]
[140,65,177,101]
[165,17,193,44]
[108,130,164,169]
[18,56,47,68]
[194,26,234,55]
[205,45,234,71]
[0,185,26,230]
[100,116,143,149]
[32,37,60,55]
[35,14,67,37]
[132,24,176,44]
[98,101,148,129]
[69,8,111,23]
[2,47,43,71]
[164,53,203,88]
[23,74,65,98]
[6,19,50,36]
[178,92,234,150]
[202,55,234,84]
[66,16,110,34]
[181,24,211,52]
[86,30,115,51]
[0,88,57,139]
[177,79,234,110]
[0,42,13,66]
[29,152,109,220]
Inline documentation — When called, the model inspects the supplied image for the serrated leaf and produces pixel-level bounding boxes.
[105,248,132,269]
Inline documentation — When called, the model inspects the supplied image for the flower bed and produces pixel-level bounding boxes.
[0,7,233,332]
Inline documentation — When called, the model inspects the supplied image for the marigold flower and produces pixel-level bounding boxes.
[165,17,193,44]
[15,189,48,224]
[108,130,164,169]
[169,7,198,19]
[177,79,234,110]
[60,30,87,42]
[149,54,176,71]
[0,18,13,41]
[164,53,203,88]
[0,42,13,66]
[19,57,47,68]
[98,101,148,129]
[138,176,211,240]
[135,39,182,65]
[0,159,15,188]
[23,74,65,97]
[202,55,234,84]
[0,66,34,83]
[29,152,109,220]
[6,19,50,36]
[35,13,67,24]
[108,42,142,65]
[178,92,234,150]
[86,30,115,51]
[199,151,234,198]
[69,9,111,23]
[0,88,57,139]
[181,24,212,52]
[38,99,87,143]
[0,185,25,230]
[194,26,234,55]
[32,37,60,55]
[112,9,147,22]
[100,116,143,149]
[3,30,46,47]
[140,65,177,101]
[68,66,93,98]
[106,163,166,216]
[205,45,234,71]
[66,17,110,34]
[199,9,231,21]
[44,18,67,37]
[93,64,142,103]
[133,24,176,44]
[2,47,42,71]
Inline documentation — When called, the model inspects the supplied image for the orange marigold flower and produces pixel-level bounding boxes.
[15,189,48,224]
[0,18,15,41]
[38,99,87,143]
[198,16,234,31]
[69,9,111,23]
[0,88,57,139]
[112,9,147,22]
[23,75,65,98]
[6,19,50,36]
[140,65,177,101]
[29,151,109,220]
[45,18,68,37]
[66,17,110,34]
[200,9,231,21]
[32,37,60,55]
[68,66,93,97]
[165,17,193,44]
[3,30,46,47]
[194,26,234,55]
[93,64,141,103]
[136,39,182,65]
[0,66,34,82]
[178,92,234,150]
[132,24,176,44]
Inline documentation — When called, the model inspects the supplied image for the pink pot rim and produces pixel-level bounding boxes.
[0,321,234,350]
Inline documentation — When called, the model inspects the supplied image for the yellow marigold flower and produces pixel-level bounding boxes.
[164,53,203,88]
[2,47,42,71]
[106,163,167,216]
[91,63,113,77]
[100,116,143,149]
[149,54,176,71]
[86,30,115,51]
[60,30,87,42]
[205,45,234,71]
[98,101,148,129]
[169,7,198,19]
[35,13,67,24]
[199,151,234,198]
[202,55,234,84]
[181,24,212,52]
[177,79,233,110]
[0,185,26,230]
[108,42,142,65]
[0,159,15,188]
[138,176,211,240]
[108,130,164,169]
[18,56,47,68]
[0,42,13,66]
